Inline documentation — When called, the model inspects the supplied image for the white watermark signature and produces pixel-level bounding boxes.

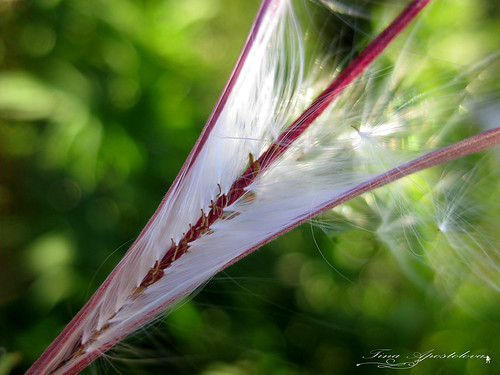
[356,349,491,369]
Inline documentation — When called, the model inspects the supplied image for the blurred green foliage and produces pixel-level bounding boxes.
[0,0,499,374]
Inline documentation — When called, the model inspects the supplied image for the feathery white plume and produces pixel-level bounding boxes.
[28,0,500,373]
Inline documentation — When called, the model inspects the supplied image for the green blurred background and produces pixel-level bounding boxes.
[0,0,499,374]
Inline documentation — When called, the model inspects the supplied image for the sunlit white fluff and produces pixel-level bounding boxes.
[32,0,500,373]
